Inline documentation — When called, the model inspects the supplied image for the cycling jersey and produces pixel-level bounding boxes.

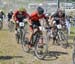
[29,11,47,30]
[30,11,46,21]
[0,11,5,19]
[51,12,65,24]
[7,12,13,21]
[13,10,29,22]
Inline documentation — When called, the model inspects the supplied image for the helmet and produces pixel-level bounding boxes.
[37,6,44,15]
[57,8,62,12]
[19,7,26,12]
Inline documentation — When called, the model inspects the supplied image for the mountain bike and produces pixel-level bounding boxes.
[53,24,68,48]
[22,24,48,60]
[16,20,27,44]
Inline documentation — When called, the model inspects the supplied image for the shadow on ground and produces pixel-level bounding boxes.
[0,56,23,60]
[44,51,68,61]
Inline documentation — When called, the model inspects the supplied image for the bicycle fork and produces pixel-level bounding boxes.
[58,31,62,41]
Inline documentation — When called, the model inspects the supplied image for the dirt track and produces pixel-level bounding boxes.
[0,21,73,64]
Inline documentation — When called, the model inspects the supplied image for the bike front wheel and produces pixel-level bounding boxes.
[34,33,48,60]
[22,30,30,53]
[57,31,68,48]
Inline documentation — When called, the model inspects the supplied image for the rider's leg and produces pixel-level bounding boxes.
[50,22,55,37]
[29,21,41,46]
[15,23,18,34]
[29,26,38,42]
[52,26,56,44]
[28,26,34,48]
[29,26,33,42]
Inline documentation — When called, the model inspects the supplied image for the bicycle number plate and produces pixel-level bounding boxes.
[57,24,62,29]
[19,22,24,27]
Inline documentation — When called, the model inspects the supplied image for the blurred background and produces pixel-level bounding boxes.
[0,0,75,14]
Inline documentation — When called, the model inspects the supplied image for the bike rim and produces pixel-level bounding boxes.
[34,36,48,59]
[59,32,68,48]
[22,30,30,52]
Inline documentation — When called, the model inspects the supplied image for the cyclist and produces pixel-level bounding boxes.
[28,6,50,47]
[7,9,13,22]
[49,9,65,32]
[0,10,5,21]
[13,7,30,34]
[49,9,65,44]
[50,9,65,26]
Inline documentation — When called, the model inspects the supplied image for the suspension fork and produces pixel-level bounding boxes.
[58,30,62,41]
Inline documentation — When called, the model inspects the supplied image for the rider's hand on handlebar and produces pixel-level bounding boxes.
[54,17,60,20]
[28,20,32,25]
[23,19,28,22]
[28,22,32,25]
[16,21,19,23]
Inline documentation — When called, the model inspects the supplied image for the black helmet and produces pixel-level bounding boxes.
[37,6,44,15]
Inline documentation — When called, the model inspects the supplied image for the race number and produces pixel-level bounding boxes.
[19,22,24,27]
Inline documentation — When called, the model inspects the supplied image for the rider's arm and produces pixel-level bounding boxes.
[24,12,30,18]
[28,12,36,25]
[12,11,18,22]
[49,16,55,26]
[23,12,30,23]
[2,11,6,17]
[28,16,32,25]
[44,14,50,27]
